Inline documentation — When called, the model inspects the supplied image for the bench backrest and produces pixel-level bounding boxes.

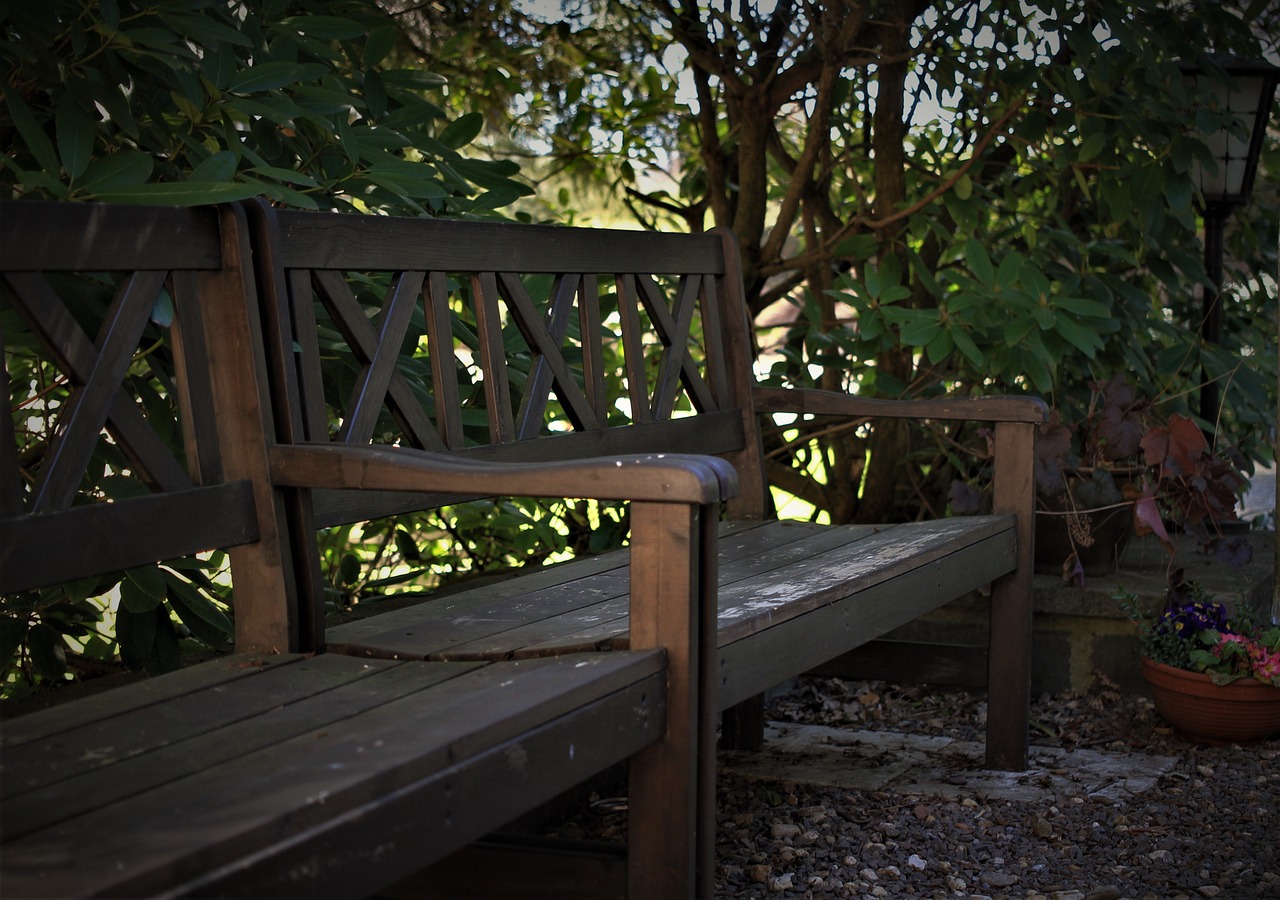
[245,201,769,533]
[0,202,301,654]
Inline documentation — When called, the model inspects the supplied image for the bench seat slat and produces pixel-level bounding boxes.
[1,651,665,899]
[3,657,487,841]
[0,653,301,749]
[2,655,401,803]
[326,519,834,659]
[715,525,1017,707]
[328,516,1016,682]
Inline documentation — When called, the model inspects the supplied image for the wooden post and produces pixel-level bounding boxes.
[627,501,717,899]
[986,420,1035,770]
[194,206,302,654]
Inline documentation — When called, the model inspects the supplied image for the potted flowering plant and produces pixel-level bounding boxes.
[1129,572,1280,744]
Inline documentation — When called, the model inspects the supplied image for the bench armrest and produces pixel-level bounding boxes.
[754,386,1047,423]
[269,443,738,505]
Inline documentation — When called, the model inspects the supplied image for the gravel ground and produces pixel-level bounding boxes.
[547,676,1280,899]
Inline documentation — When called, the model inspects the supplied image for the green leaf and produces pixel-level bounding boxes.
[189,151,239,183]
[3,82,61,177]
[121,568,164,613]
[382,69,449,90]
[165,571,232,646]
[437,112,484,150]
[116,607,155,671]
[55,94,95,181]
[26,624,67,681]
[245,165,319,187]
[227,61,326,94]
[78,151,154,194]
[953,173,972,200]
[899,312,942,347]
[1078,130,1106,162]
[364,25,398,68]
[963,238,994,286]
[950,326,985,367]
[364,69,387,119]
[150,286,174,328]
[93,182,264,205]
[1053,316,1104,356]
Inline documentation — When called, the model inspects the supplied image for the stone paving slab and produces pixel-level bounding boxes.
[721,722,1177,804]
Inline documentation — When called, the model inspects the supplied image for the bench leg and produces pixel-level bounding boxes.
[627,502,717,899]
[986,420,1035,771]
[719,695,765,752]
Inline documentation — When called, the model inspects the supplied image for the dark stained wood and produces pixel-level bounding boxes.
[5,200,736,900]
[716,525,1017,709]
[807,639,990,687]
[4,271,192,494]
[0,202,223,272]
[985,420,1037,770]
[382,837,626,900]
[1,652,665,899]
[754,385,1048,424]
[0,654,301,748]
[271,209,727,275]
[0,481,258,595]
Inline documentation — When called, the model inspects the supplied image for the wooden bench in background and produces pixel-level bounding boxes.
[0,202,719,898]
[243,203,1044,772]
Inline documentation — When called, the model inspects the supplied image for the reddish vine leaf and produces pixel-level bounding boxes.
[1140,414,1206,478]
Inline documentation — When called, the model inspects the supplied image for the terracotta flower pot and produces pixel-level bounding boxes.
[1141,657,1280,744]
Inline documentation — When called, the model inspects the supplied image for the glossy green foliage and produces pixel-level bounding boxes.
[0,0,530,212]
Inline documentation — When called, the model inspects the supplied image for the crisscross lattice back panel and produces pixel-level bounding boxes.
[256,208,756,526]
[0,203,260,594]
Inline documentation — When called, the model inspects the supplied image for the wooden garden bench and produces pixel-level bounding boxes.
[242,202,1044,779]
[0,202,715,897]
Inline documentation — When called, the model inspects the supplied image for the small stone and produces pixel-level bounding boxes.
[770,823,801,839]
[1149,849,1173,862]
[945,875,968,891]
[747,864,770,884]
[1084,889,1122,900]
[983,871,1019,888]
[1198,888,1222,898]
[879,865,901,879]
[842,855,859,867]
[1032,815,1055,838]
[860,867,879,882]
[907,854,927,870]
[767,873,792,892]
[962,797,979,807]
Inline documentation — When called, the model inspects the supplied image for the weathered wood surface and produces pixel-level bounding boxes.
[0,650,664,899]
[335,514,1013,670]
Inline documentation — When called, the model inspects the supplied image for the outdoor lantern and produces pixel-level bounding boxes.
[1177,55,1278,428]
[1180,56,1279,212]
